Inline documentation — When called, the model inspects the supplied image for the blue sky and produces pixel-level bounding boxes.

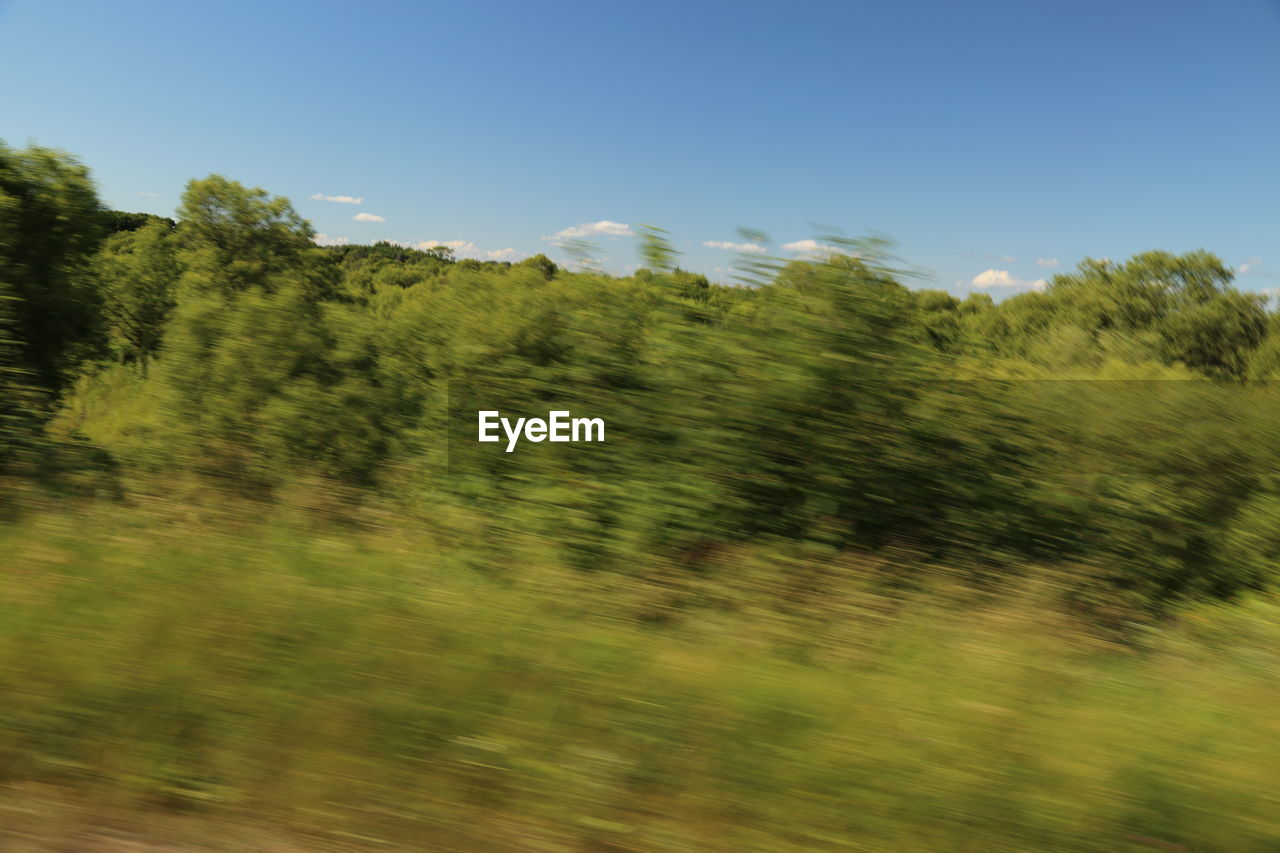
[2,0,1277,294]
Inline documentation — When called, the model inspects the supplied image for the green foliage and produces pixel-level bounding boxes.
[958,251,1268,378]
[635,224,679,272]
[63,198,1280,606]
[0,142,106,393]
[154,176,371,487]
[102,209,175,235]
[175,175,321,297]
[0,277,47,479]
[0,140,1275,613]
[516,252,558,280]
[95,220,180,370]
[1156,288,1266,378]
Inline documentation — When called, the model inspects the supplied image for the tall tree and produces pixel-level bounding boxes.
[176,174,331,300]
[160,176,351,484]
[95,220,180,371]
[0,141,105,393]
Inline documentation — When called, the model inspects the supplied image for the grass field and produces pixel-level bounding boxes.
[3,499,1280,851]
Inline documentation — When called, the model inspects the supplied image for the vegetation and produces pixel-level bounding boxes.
[4,140,1280,849]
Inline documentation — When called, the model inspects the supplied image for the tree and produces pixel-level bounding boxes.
[102,210,174,235]
[95,221,180,371]
[516,253,558,280]
[1157,290,1266,379]
[159,177,348,484]
[420,244,456,263]
[176,174,330,300]
[0,141,105,393]
[0,277,45,478]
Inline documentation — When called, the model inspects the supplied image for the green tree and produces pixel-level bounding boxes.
[516,253,558,280]
[102,210,174,235]
[0,141,105,393]
[1157,289,1266,379]
[95,220,180,371]
[176,174,332,300]
[1039,251,1263,377]
[0,278,46,478]
[159,177,355,485]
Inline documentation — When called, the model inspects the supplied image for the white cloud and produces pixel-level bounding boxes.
[354,212,386,222]
[486,248,522,261]
[310,193,363,205]
[971,268,1016,288]
[782,239,853,257]
[136,191,160,198]
[1036,257,1060,267]
[545,220,633,242]
[1239,258,1262,275]
[1000,255,1017,263]
[313,233,349,246]
[970,268,1046,292]
[702,240,767,254]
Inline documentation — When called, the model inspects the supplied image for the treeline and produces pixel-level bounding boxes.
[5,139,1280,615]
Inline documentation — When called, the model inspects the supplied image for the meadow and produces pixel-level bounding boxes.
[3,495,1280,851]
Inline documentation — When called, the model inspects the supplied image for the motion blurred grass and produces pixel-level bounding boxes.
[3,500,1280,851]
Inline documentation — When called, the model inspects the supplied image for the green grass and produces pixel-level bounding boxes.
[2,503,1280,851]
